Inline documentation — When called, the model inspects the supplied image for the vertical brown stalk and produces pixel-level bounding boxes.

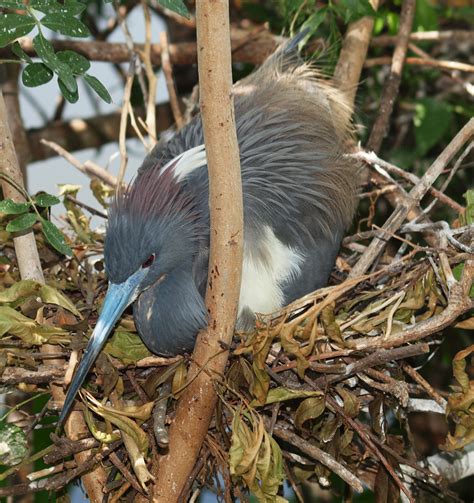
[152,1,243,501]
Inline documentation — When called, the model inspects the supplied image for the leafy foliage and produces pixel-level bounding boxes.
[0,193,72,256]
[0,0,111,104]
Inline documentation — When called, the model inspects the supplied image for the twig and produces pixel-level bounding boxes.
[371,30,474,47]
[40,139,118,188]
[0,90,44,282]
[324,394,415,503]
[350,118,474,277]
[273,425,364,493]
[109,452,143,494]
[366,0,416,153]
[0,365,65,385]
[160,31,185,129]
[29,102,174,162]
[354,151,464,214]
[117,54,137,185]
[311,344,429,388]
[401,363,447,408]
[153,381,171,448]
[0,441,120,497]
[44,437,99,465]
[65,195,108,219]
[140,0,158,145]
[365,57,474,74]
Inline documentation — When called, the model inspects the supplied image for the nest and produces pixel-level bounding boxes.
[0,156,473,502]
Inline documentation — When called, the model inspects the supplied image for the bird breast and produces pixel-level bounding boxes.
[237,225,303,325]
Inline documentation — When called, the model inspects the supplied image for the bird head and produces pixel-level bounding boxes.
[57,161,200,429]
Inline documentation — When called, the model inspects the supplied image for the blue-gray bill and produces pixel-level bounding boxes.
[57,272,145,430]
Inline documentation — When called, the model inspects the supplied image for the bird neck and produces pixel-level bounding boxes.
[133,266,206,356]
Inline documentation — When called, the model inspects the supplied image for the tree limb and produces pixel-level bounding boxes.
[152,1,243,500]
[333,0,380,110]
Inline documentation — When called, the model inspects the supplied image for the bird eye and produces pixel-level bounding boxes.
[141,254,155,269]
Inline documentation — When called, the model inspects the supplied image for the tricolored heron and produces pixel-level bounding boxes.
[58,32,358,427]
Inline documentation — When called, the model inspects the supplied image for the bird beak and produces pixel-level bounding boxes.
[57,270,146,430]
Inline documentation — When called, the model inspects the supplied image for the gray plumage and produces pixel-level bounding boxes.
[57,34,359,428]
[105,38,358,356]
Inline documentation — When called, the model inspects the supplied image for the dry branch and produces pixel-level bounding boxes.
[27,102,174,162]
[1,29,281,67]
[366,0,416,153]
[273,426,364,493]
[365,57,474,73]
[152,1,243,500]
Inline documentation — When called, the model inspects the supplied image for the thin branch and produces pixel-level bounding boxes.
[160,31,185,129]
[117,55,137,185]
[366,0,416,153]
[355,151,465,214]
[40,139,118,188]
[371,29,474,47]
[365,57,474,73]
[28,102,174,162]
[273,426,364,494]
[140,0,158,144]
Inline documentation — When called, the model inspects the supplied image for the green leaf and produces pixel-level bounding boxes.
[414,98,453,156]
[33,33,77,93]
[0,199,30,215]
[336,0,375,22]
[0,14,35,48]
[33,193,60,207]
[40,284,80,316]
[0,280,80,316]
[0,422,28,466]
[30,0,87,15]
[40,218,72,256]
[452,263,474,298]
[58,76,79,103]
[301,8,328,38]
[41,13,90,38]
[414,0,439,32]
[294,396,326,429]
[104,331,152,363]
[6,213,37,232]
[11,41,33,63]
[265,387,322,405]
[57,50,90,74]
[157,0,190,19]
[22,62,54,87]
[84,74,112,104]
[0,305,68,345]
[0,280,41,303]
[63,0,87,16]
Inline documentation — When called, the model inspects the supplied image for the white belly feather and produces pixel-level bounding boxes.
[238,226,303,316]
